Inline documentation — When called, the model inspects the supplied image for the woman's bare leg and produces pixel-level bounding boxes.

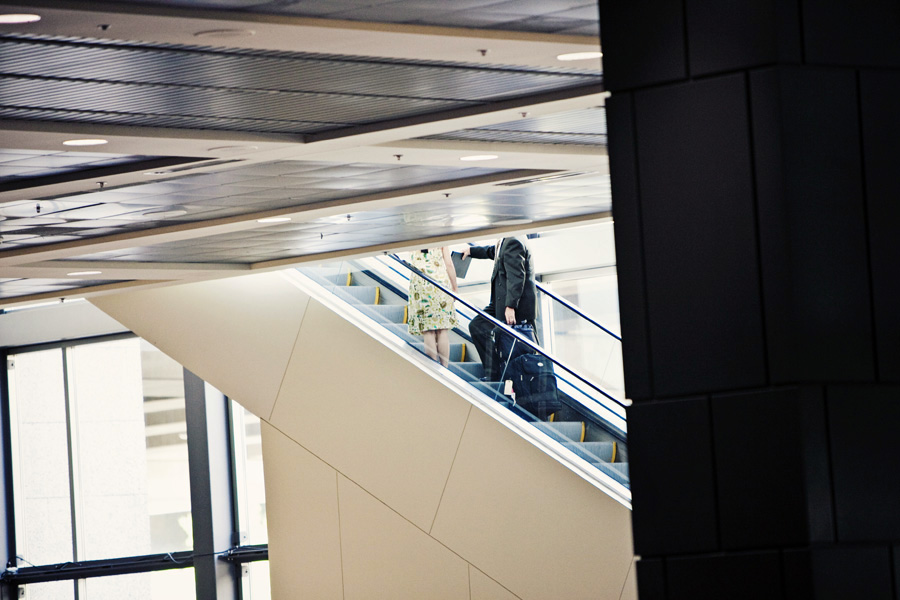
[423,330,439,362]
[436,329,450,367]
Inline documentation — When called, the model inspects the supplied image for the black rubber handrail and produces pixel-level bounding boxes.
[384,254,627,411]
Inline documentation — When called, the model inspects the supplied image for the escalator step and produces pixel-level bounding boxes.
[411,343,466,363]
[533,421,585,443]
[363,304,406,324]
[449,361,483,381]
[564,441,616,463]
[334,285,377,305]
[593,462,629,486]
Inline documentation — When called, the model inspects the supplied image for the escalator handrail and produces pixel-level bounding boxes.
[385,253,627,411]
[534,281,622,342]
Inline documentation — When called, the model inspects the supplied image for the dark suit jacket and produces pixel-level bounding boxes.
[469,237,537,323]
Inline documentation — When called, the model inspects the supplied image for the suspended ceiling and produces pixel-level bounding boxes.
[0,0,608,305]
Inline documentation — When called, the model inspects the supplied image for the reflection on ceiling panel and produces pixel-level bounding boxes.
[418,107,607,146]
[106,0,599,36]
[0,160,510,252]
[0,277,124,299]
[0,148,169,184]
[61,172,611,264]
[0,34,601,135]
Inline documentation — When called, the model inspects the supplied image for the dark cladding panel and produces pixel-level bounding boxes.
[802,0,900,67]
[828,385,900,541]
[685,0,801,76]
[607,93,653,400]
[711,387,833,550]
[598,0,687,92]
[628,398,718,556]
[784,546,893,600]
[751,67,874,383]
[636,559,667,600]
[667,552,782,600]
[634,75,766,397]
[859,71,900,382]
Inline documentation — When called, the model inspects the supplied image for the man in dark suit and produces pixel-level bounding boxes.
[461,237,537,379]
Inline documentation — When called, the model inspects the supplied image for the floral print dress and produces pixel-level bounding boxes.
[407,249,458,335]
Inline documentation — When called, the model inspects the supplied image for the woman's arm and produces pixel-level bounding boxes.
[442,247,458,293]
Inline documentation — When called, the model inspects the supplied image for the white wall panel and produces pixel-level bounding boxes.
[269,299,472,531]
[261,421,344,600]
[430,409,633,600]
[470,566,522,600]
[90,272,310,419]
[338,475,469,600]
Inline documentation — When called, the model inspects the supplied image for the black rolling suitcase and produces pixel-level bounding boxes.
[508,353,560,420]
[491,323,536,379]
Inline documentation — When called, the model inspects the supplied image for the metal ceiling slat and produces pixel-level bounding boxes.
[0,37,600,102]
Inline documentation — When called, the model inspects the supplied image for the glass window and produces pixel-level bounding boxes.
[241,561,271,600]
[545,271,625,398]
[8,337,193,566]
[8,348,74,566]
[81,568,196,600]
[22,580,75,600]
[70,338,192,560]
[232,402,267,545]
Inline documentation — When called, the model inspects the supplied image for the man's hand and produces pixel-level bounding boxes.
[461,247,470,259]
[505,306,516,325]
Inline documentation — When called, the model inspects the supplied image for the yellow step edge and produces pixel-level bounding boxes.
[549,412,556,422]
[374,286,380,305]
[403,305,408,324]
[346,271,352,286]
[460,343,466,362]
[610,441,617,463]
[580,421,586,443]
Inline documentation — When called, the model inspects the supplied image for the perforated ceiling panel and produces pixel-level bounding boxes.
[419,107,607,146]
[0,277,123,299]
[61,172,611,264]
[107,0,600,36]
[0,35,602,135]
[0,149,166,184]
[0,160,510,251]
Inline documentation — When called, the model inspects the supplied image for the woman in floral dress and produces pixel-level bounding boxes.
[408,247,459,367]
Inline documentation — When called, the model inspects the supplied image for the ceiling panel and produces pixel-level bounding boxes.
[106,0,599,36]
[0,278,125,299]
[60,171,611,264]
[0,35,601,135]
[0,159,510,251]
[418,106,607,146]
[0,148,172,185]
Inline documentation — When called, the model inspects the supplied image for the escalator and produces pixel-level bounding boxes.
[90,262,636,600]
[295,254,631,491]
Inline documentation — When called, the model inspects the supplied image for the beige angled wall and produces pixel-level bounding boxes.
[92,272,636,600]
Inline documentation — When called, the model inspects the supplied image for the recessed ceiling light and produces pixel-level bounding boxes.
[0,14,41,24]
[460,155,499,162]
[67,271,102,277]
[194,29,256,39]
[63,138,108,146]
[257,217,291,223]
[208,145,259,153]
[556,51,603,61]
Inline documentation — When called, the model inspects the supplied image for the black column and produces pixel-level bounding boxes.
[0,353,16,600]
[599,0,900,597]
[184,370,238,600]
